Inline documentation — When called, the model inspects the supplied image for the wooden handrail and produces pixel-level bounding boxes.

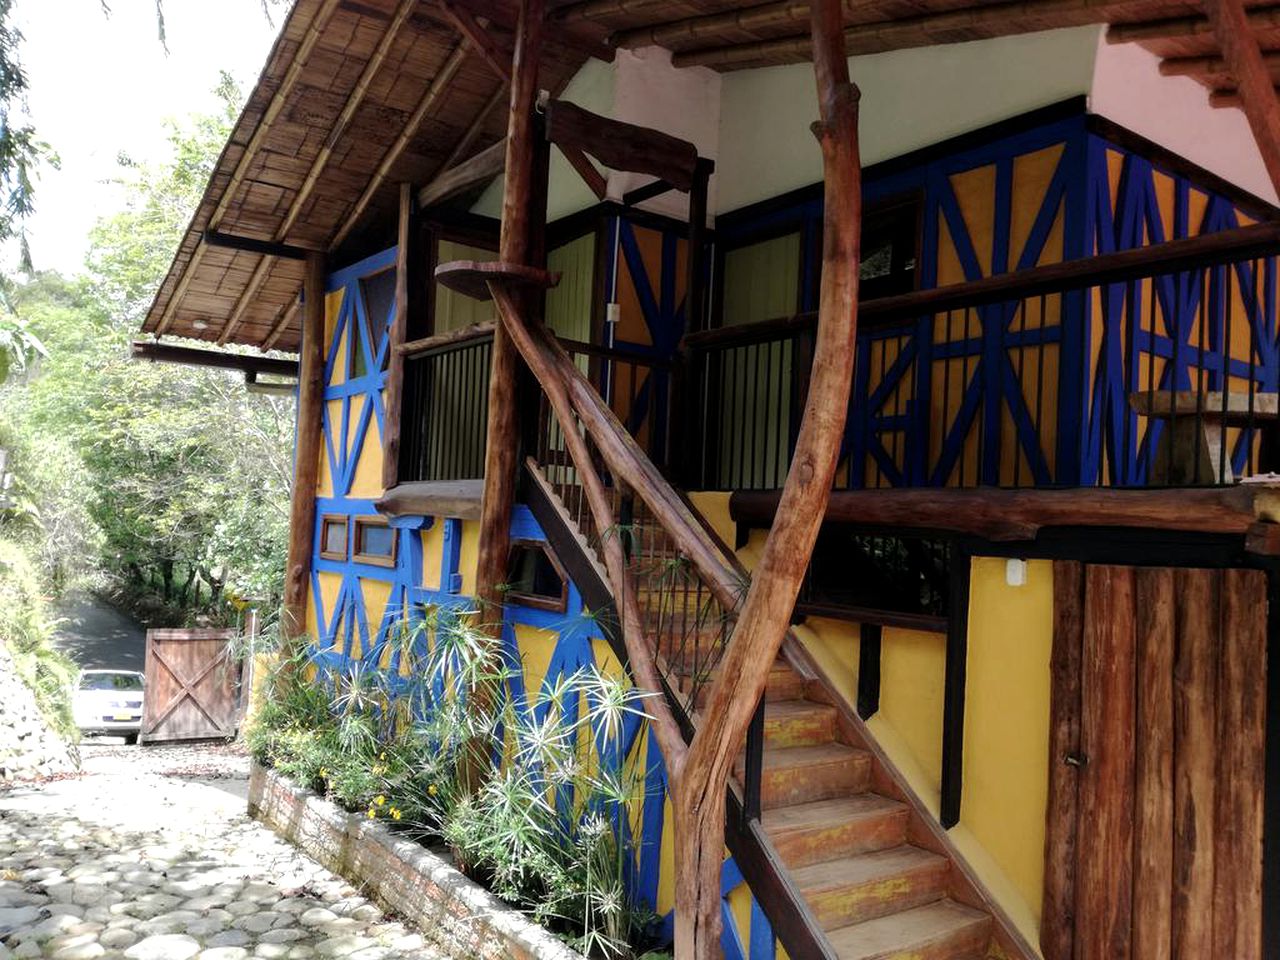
[558,336,675,370]
[862,220,1280,322]
[685,221,1280,355]
[397,320,495,358]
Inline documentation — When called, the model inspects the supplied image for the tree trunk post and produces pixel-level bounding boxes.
[670,0,862,955]
[474,0,544,625]
[282,251,327,639]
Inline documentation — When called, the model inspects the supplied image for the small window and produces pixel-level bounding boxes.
[321,515,349,561]
[860,196,920,303]
[352,268,397,378]
[506,540,568,613]
[354,516,397,567]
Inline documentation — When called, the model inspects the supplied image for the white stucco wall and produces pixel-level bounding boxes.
[715,26,1103,214]
[1089,37,1277,204]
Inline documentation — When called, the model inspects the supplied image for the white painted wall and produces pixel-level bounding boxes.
[716,26,1103,214]
[1089,37,1277,204]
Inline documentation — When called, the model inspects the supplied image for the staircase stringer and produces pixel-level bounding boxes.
[781,632,1041,960]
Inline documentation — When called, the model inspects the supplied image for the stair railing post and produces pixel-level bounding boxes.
[742,693,767,828]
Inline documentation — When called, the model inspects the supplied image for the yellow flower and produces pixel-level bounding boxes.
[390,807,402,821]
[319,768,329,778]
[427,784,437,797]
[366,807,377,819]
[379,752,386,761]
[374,795,386,806]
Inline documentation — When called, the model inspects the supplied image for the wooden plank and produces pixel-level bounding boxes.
[381,183,421,491]
[1041,560,1083,960]
[1172,568,1219,958]
[130,340,298,378]
[282,251,327,638]
[398,320,496,357]
[544,98,699,192]
[417,138,508,210]
[441,0,512,82]
[202,229,313,260]
[375,479,485,521]
[1078,565,1136,960]
[1133,568,1175,960]
[1213,567,1267,958]
[556,142,608,200]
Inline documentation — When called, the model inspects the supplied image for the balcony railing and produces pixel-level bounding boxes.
[684,222,1280,491]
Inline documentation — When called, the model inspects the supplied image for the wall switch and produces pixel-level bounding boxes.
[1006,558,1028,587]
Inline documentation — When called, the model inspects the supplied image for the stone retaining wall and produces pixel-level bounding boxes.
[0,640,78,781]
[247,762,586,960]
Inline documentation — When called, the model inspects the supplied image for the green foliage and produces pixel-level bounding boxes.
[0,537,78,739]
[0,78,292,622]
[247,615,662,959]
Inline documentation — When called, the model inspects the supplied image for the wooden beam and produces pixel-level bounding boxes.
[729,484,1280,540]
[417,137,508,209]
[202,230,313,260]
[440,0,513,82]
[1107,3,1280,42]
[1160,49,1280,77]
[282,252,327,639]
[154,0,343,335]
[544,98,699,191]
[441,84,508,169]
[1202,0,1280,195]
[471,0,546,791]
[260,299,300,353]
[556,142,608,199]
[1208,87,1280,109]
[382,183,425,491]
[614,0,810,48]
[622,177,675,206]
[130,340,299,377]
[448,0,613,60]
[552,0,668,24]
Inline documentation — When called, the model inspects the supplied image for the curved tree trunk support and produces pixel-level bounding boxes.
[671,2,862,952]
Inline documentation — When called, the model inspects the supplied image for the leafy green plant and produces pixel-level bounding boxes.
[247,610,664,959]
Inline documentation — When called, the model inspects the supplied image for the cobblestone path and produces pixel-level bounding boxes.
[0,743,449,960]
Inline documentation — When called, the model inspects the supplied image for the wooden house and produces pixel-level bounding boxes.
[138,0,1280,956]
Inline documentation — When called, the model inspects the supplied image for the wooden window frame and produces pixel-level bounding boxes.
[506,538,569,613]
[320,514,349,562]
[353,515,398,568]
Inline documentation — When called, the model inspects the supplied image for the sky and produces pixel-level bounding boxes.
[12,0,281,275]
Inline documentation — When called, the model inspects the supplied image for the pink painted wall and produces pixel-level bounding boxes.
[1090,36,1277,204]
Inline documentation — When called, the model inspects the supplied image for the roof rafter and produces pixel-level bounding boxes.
[1106,2,1280,41]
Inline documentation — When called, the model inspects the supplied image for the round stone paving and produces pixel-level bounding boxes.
[0,742,448,959]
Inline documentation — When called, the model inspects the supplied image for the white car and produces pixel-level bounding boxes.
[73,670,146,744]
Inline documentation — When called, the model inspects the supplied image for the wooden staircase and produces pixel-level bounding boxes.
[525,463,1026,960]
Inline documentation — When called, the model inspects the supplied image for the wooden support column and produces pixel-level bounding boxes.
[282,252,327,639]
[383,183,426,491]
[475,0,545,624]
[1202,0,1280,196]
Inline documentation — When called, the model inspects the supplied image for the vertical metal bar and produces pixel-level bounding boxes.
[742,694,766,826]
[1036,294,1048,484]
[857,622,882,719]
[1197,267,1208,485]
[961,307,971,488]
[940,543,971,829]
[1222,263,1233,483]
[1014,300,1026,488]
[942,309,953,488]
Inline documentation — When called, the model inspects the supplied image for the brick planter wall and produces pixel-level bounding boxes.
[247,761,587,960]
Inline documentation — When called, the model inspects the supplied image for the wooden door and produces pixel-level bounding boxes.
[140,628,242,744]
[1043,563,1267,960]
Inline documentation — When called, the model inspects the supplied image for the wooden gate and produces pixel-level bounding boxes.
[1043,563,1268,959]
[140,628,242,744]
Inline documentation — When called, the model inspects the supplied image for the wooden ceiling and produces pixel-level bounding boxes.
[141,0,1262,354]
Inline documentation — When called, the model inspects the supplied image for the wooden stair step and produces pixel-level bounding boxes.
[762,699,838,747]
[793,844,950,930]
[692,663,805,707]
[763,794,909,868]
[824,899,992,960]
[737,743,872,809]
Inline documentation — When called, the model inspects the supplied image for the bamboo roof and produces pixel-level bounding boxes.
[140,0,1264,354]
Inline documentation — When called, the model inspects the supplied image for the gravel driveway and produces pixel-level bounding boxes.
[0,742,449,960]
